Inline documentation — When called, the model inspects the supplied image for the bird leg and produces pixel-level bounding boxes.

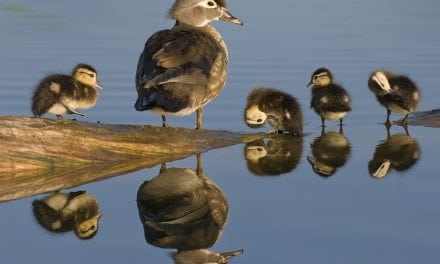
[56,115,63,120]
[196,153,203,176]
[161,115,169,128]
[159,163,167,174]
[339,125,344,135]
[339,118,344,127]
[321,116,326,128]
[401,114,409,125]
[195,108,203,130]
[385,108,392,127]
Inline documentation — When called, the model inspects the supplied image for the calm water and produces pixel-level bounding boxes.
[1,0,440,263]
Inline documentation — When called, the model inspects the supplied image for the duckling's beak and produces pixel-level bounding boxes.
[220,8,243,26]
[221,249,244,260]
[95,81,103,90]
[307,81,314,88]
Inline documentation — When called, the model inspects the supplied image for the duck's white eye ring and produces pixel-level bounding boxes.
[201,0,217,8]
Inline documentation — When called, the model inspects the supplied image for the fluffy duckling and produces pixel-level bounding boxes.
[32,64,102,119]
[368,128,420,179]
[244,87,303,136]
[171,249,243,264]
[307,129,351,177]
[135,0,243,129]
[368,70,420,126]
[32,191,102,239]
[308,68,351,127]
[245,136,303,176]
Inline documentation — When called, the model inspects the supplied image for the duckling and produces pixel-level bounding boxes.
[32,190,102,239]
[307,128,351,177]
[368,128,420,179]
[368,70,420,126]
[245,136,303,176]
[137,154,230,250]
[244,87,303,136]
[31,64,102,119]
[171,248,243,264]
[135,0,243,129]
[307,68,351,127]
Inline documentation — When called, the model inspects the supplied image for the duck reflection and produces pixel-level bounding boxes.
[307,128,351,177]
[32,190,102,239]
[244,136,303,176]
[136,154,242,263]
[369,128,421,179]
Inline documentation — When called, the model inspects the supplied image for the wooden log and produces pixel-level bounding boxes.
[0,116,261,202]
[407,109,440,127]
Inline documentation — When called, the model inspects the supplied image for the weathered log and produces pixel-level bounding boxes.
[407,109,440,127]
[0,116,261,202]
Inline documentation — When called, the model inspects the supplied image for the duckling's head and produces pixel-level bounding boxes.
[72,64,103,90]
[74,212,102,240]
[307,156,336,177]
[308,67,333,88]
[370,70,391,93]
[168,0,243,27]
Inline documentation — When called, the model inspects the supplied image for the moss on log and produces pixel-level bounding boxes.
[0,116,261,202]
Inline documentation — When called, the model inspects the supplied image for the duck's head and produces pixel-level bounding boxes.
[370,70,391,93]
[74,212,103,240]
[72,64,103,90]
[308,67,333,88]
[168,0,243,27]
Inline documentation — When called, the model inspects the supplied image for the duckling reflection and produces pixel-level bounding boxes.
[245,136,303,176]
[137,154,242,263]
[307,128,351,177]
[369,128,421,179]
[32,190,102,240]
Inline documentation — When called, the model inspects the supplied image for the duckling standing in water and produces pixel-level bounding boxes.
[32,190,102,239]
[368,70,420,126]
[31,64,103,119]
[307,68,351,127]
[244,87,303,136]
[135,0,243,129]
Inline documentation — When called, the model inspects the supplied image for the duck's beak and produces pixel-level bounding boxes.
[221,249,244,260]
[94,211,103,221]
[220,8,243,26]
[94,81,103,90]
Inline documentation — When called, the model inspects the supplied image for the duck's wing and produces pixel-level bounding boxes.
[136,29,219,92]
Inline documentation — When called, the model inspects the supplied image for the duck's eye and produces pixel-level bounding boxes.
[206,1,216,7]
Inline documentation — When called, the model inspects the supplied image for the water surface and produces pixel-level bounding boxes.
[1,0,440,263]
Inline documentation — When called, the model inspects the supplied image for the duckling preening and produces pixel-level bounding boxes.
[368,70,421,126]
[31,64,102,119]
[136,154,242,259]
[308,68,351,127]
[244,87,303,136]
[32,190,102,239]
[135,0,243,129]
[368,128,420,179]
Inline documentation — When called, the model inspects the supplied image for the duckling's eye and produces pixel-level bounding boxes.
[313,76,319,80]
[257,147,264,152]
